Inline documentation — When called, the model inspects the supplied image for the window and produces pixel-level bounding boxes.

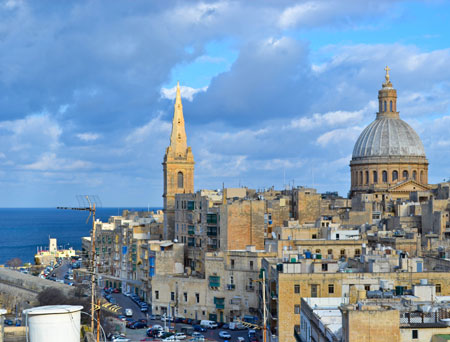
[436,284,442,293]
[321,263,328,271]
[294,305,300,314]
[202,311,205,316]
[311,284,318,297]
[249,261,254,270]
[171,292,175,301]
[294,284,300,294]
[155,291,159,300]
[390,100,393,111]
[365,171,369,184]
[328,249,333,257]
[312,234,317,239]
[384,101,387,112]
[336,234,340,240]
[392,170,398,181]
[230,259,235,269]
[328,284,334,294]
[184,292,188,302]
[373,171,378,183]
[403,170,409,179]
[359,171,363,185]
[420,171,424,183]
[177,172,184,188]
[413,170,417,180]
[355,249,361,257]
[195,293,200,303]
[340,249,346,257]
[382,170,388,183]
[412,330,418,339]
[364,285,370,291]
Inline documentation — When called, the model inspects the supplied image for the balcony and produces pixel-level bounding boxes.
[227,284,235,291]
[246,286,255,292]
[209,276,220,289]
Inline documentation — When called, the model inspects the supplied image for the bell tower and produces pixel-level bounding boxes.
[163,82,195,240]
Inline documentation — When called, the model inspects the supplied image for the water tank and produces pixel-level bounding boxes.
[420,279,428,285]
[380,280,389,289]
[305,251,312,259]
[23,305,83,342]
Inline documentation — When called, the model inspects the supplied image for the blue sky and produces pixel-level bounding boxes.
[0,0,450,207]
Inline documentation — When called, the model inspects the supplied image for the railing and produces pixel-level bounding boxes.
[400,310,450,326]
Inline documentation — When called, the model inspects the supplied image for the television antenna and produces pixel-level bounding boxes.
[57,195,102,336]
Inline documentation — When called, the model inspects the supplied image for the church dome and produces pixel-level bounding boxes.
[352,116,426,159]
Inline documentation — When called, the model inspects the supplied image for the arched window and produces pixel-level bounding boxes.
[365,171,369,184]
[403,170,409,180]
[327,249,333,256]
[412,170,417,181]
[373,171,378,183]
[384,101,387,112]
[390,101,393,111]
[382,170,388,183]
[177,171,184,188]
[359,171,363,185]
[392,170,398,181]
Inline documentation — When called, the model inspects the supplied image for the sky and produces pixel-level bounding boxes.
[0,0,450,207]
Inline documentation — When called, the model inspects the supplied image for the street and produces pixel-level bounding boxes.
[107,293,254,342]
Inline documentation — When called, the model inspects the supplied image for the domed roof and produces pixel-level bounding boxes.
[352,116,426,159]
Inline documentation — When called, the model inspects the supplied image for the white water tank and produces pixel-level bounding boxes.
[23,305,83,342]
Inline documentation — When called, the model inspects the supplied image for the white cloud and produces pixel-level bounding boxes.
[316,126,363,147]
[161,85,208,101]
[76,132,101,142]
[23,152,92,171]
[125,113,171,144]
[289,101,376,131]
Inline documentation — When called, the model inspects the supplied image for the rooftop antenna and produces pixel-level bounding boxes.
[57,195,102,338]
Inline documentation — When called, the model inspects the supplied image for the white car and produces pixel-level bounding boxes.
[125,308,133,317]
[174,333,187,340]
[219,331,231,339]
[163,336,177,341]
[192,332,204,340]
[112,336,130,342]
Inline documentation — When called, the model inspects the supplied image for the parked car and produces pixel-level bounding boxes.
[4,320,13,326]
[112,288,120,293]
[219,331,231,339]
[200,320,218,329]
[149,314,157,320]
[193,325,207,332]
[237,337,245,342]
[130,321,146,329]
[248,330,256,339]
[123,291,132,297]
[192,332,204,339]
[112,337,130,342]
[174,332,187,340]
[125,308,133,317]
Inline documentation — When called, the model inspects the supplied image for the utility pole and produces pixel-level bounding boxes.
[262,269,267,342]
[58,195,101,333]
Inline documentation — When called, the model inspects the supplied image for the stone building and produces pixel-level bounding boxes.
[350,68,430,198]
[163,82,195,240]
[262,255,450,342]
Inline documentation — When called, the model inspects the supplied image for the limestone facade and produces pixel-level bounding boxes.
[163,82,195,240]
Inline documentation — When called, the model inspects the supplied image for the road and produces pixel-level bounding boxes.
[107,293,253,342]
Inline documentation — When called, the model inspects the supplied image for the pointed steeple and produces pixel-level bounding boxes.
[169,81,188,156]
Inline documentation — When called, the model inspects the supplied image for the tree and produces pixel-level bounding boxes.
[6,257,22,269]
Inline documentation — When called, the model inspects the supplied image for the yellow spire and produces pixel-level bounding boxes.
[169,82,187,156]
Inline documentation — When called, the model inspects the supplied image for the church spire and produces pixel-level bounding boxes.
[169,82,188,156]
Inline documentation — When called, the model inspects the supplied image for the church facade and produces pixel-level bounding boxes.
[350,68,430,199]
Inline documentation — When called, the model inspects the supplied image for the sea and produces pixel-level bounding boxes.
[0,207,159,265]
